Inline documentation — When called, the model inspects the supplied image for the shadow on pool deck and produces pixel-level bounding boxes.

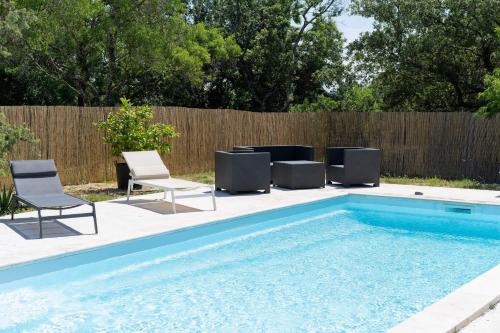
[1,218,83,239]
[115,199,202,214]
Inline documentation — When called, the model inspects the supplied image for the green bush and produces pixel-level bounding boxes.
[289,96,340,113]
[477,68,500,118]
[0,112,36,174]
[340,85,382,113]
[0,185,13,215]
[289,86,383,113]
[96,98,179,157]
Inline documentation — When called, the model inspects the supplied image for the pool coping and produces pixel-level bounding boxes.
[0,194,353,275]
[352,193,500,332]
[348,191,500,207]
[364,193,500,332]
[0,192,497,272]
[388,264,500,333]
[1,189,499,332]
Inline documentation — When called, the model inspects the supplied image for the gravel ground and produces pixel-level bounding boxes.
[63,182,160,202]
[64,182,125,197]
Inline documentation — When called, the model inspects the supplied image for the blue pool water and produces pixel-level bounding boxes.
[1,195,500,332]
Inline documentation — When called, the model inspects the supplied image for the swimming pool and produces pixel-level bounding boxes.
[1,195,499,332]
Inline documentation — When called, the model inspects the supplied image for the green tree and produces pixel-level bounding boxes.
[477,26,500,118]
[0,1,33,58]
[349,0,499,112]
[0,1,35,104]
[0,112,36,173]
[477,68,500,118]
[341,85,381,112]
[290,95,340,112]
[190,0,346,112]
[0,0,240,106]
[290,85,382,112]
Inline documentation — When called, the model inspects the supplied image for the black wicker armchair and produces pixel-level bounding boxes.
[215,151,271,194]
[325,147,381,187]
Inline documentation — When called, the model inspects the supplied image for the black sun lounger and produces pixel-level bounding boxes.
[9,160,98,238]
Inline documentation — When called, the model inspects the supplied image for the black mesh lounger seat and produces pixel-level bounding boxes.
[10,160,98,238]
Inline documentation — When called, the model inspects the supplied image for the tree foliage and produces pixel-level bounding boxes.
[190,0,346,112]
[349,0,500,112]
[1,0,346,111]
[1,0,498,114]
[477,27,500,118]
[290,95,340,112]
[1,0,240,106]
[341,85,381,112]
[477,68,500,118]
[0,112,36,173]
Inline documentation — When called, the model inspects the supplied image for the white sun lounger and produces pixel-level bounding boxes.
[122,151,216,213]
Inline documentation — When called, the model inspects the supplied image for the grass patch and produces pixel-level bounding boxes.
[381,176,500,191]
[178,172,500,191]
[63,173,216,203]
[64,182,160,203]
[79,193,116,202]
[57,173,497,205]
[62,173,216,203]
[178,172,214,185]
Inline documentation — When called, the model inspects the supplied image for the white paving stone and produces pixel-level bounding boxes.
[0,182,499,332]
[461,304,500,333]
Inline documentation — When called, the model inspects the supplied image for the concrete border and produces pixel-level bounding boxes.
[388,265,500,333]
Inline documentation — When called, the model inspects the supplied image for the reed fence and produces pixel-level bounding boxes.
[1,106,499,185]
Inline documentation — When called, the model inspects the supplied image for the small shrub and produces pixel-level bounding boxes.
[0,112,37,174]
[477,68,500,118]
[0,185,13,215]
[95,98,179,157]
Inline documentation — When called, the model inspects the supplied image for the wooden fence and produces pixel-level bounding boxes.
[1,106,499,185]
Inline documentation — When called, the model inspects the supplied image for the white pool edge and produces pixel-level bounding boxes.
[388,264,500,333]
[378,193,500,333]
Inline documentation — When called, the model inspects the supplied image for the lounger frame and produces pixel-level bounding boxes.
[11,195,97,239]
[9,160,98,239]
[126,178,217,213]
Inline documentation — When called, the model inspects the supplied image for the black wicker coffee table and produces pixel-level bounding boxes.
[272,160,325,189]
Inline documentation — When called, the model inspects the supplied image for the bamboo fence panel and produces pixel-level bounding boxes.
[0,106,498,184]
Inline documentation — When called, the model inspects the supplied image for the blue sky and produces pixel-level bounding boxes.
[334,14,374,44]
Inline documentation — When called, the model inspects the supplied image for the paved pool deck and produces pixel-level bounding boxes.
[461,305,500,333]
[0,183,499,332]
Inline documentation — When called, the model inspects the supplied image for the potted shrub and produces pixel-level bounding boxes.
[96,98,178,189]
